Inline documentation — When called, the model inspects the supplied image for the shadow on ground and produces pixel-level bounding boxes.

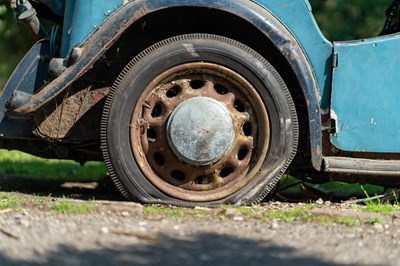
[0,175,123,201]
[0,233,350,266]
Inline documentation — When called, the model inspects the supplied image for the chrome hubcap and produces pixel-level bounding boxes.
[167,97,235,166]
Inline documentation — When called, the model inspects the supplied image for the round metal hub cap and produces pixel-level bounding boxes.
[167,97,235,166]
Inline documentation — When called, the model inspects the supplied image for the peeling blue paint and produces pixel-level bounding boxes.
[60,0,125,57]
[59,0,333,110]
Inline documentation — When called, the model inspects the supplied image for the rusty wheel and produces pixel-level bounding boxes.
[101,34,298,206]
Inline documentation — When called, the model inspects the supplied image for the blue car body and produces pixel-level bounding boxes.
[3,0,400,204]
[47,0,400,155]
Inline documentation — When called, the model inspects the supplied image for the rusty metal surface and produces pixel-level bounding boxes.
[11,2,151,115]
[130,62,270,202]
[33,70,109,141]
[10,0,322,170]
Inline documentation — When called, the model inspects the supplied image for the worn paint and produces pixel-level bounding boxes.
[331,35,400,152]
[254,0,333,109]
[7,0,325,169]
[58,0,332,110]
[60,0,125,57]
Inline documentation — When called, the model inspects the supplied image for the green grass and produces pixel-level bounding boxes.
[143,204,394,228]
[363,201,400,214]
[265,206,314,223]
[0,150,106,180]
[144,205,201,217]
[0,192,95,214]
[49,202,95,214]
[359,186,400,214]
[0,193,19,210]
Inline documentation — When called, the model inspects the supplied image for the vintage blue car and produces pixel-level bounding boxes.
[2,0,400,206]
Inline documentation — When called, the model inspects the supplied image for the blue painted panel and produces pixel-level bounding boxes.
[254,0,333,109]
[331,35,400,152]
[59,0,333,107]
[61,0,124,57]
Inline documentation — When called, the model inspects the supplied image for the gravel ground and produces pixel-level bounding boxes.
[0,177,399,266]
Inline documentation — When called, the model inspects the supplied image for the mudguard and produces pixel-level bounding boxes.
[5,0,324,169]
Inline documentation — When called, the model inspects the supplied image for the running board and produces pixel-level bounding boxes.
[323,157,400,176]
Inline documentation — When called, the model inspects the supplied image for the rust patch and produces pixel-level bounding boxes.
[34,75,109,141]
[13,2,152,115]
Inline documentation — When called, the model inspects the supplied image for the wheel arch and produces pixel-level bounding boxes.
[14,0,322,170]
[101,1,322,170]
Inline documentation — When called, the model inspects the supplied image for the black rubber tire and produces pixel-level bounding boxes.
[101,34,298,206]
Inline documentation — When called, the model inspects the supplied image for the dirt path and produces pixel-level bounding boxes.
[0,176,399,266]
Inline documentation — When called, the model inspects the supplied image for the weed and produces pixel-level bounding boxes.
[144,205,193,217]
[0,193,17,201]
[0,201,18,210]
[0,193,19,210]
[360,185,400,214]
[365,217,384,225]
[363,203,400,214]
[336,216,360,227]
[264,205,314,223]
[49,202,95,214]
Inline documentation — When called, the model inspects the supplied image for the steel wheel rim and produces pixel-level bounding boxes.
[130,62,270,202]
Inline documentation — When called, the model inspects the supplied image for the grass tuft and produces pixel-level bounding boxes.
[0,193,19,210]
[49,202,95,214]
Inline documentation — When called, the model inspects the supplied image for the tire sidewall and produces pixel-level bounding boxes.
[105,35,297,205]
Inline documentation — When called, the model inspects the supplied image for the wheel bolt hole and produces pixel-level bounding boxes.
[153,152,166,166]
[151,103,163,118]
[214,84,228,95]
[238,147,249,161]
[166,86,182,98]
[220,167,234,178]
[233,100,246,112]
[196,175,211,185]
[171,170,186,181]
[147,128,157,142]
[243,122,252,136]
[190,80,205,89]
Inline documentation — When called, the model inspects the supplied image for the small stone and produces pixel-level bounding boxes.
[316,198,324,205]
[195,206,211,211]
[233,216,244,221]
[373,223,384,232]
[324,201,332,206]
[224,208,241,217]
[385,224,390,229]
[121,211,130,217]
[20,219,30,228]
[270,222,279,230]
[101,227,109,234]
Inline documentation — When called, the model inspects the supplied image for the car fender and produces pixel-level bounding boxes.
[12,0,325,170]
